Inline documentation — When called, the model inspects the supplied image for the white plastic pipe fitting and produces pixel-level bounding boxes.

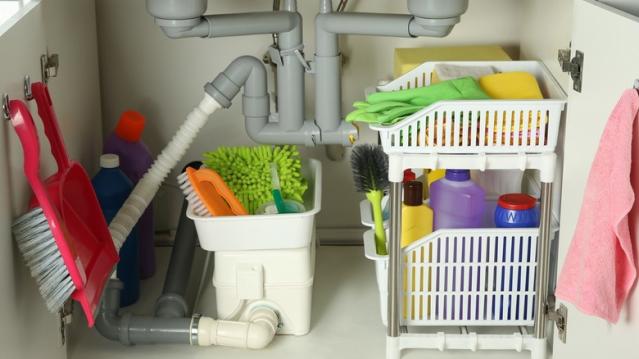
[197,308,279,349]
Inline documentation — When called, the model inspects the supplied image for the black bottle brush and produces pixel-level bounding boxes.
[351,144,389,255]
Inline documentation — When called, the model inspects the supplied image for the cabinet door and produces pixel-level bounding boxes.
[0,0,102,358]
[555,1,639,358]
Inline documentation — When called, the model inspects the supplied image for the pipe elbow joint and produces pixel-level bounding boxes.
[245,308,279,349]
[245,321,277,349]
[315,13,330,33]
[94,279,124,342]
[204,56,267,108]
[195,308,278,349]
[95,312,121,342]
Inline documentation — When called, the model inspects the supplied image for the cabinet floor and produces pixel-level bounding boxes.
[69,245,530,359]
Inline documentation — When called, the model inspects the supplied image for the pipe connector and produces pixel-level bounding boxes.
[155,293,189,318]
[205,56,267,109]
[196,307,279,349]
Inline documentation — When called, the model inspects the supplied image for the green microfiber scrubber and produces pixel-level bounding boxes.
[202,145,307,214]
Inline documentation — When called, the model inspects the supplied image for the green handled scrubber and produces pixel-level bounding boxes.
[350,144,389,255]
[203,145,307,214]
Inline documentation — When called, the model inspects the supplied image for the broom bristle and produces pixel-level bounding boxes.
[177,171,212,217]
[12,207,76,313]
[350,144,389,193]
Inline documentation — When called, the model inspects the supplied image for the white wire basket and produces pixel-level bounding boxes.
[364,228,538,327]
[369,61,567,155]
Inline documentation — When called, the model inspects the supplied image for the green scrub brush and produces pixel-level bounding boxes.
[350,144,389,255]
[203,145,307,214]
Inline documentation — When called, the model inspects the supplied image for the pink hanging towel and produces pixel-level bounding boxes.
[556,89,639,323]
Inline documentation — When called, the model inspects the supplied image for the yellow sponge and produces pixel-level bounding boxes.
[479,72,544,99]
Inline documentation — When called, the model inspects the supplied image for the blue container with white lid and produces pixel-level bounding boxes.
[494,193,539,228]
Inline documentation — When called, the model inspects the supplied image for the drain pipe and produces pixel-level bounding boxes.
[147,0,321,146]
[314,0,468,141]
[146,0,355,146]
[96,195,280,348]
[156,12,299,39]
[155,173,201,319]
[96,280,278,348]
[205,55,319,146]
[146,0,298,39]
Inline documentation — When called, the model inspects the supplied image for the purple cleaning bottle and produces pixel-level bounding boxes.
[104,110,155,279]
[430,169,486,230]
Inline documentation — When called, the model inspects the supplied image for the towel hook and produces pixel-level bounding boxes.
[2,94,10,121]
[24,75,33,100]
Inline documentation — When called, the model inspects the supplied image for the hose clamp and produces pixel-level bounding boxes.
[190,313,202,346]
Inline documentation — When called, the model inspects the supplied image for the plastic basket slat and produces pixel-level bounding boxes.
[370,61,566,154]
[364,228,539,327]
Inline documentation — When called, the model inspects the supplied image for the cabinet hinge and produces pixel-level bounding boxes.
[547,295,568,344]
[58,299,73,346]
[558,48,583,93]
[41,53,60,84]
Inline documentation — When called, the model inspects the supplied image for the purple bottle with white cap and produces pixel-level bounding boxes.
[430,169,486,230]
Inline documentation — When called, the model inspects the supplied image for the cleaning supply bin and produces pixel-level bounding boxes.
[188,159,321,251]
[190,159,321,335]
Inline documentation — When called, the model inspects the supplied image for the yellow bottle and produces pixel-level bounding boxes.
[402,181,434,248]
[422,169,445,200]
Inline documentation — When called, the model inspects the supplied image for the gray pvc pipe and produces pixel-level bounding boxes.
[317,13,413,39]
[155,197,198,318]
[158,12,299,39]
[96,193,199,344]
[96,279,194,345]
[314,11,458,134]
[205,55,320,146]
[314,13,411,133]
[274,13,304,132]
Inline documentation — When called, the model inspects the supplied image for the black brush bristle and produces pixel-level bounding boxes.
[350,144,389,193]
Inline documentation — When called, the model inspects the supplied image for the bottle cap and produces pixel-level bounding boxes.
[445,169,470,181]
[100,153,120,169]
[403,181,423,206]
[498,193,537,210]
[403,169,416,183]
[115,110,146,142]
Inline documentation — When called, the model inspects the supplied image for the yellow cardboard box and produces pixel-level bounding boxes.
[394,45,511,78]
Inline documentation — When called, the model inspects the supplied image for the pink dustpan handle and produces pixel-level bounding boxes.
[8,100,84,301]
[31,82,71,170]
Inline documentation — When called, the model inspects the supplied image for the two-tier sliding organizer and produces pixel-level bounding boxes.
[362,61,567,359]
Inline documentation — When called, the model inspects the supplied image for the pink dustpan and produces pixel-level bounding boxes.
[10,84,118,327]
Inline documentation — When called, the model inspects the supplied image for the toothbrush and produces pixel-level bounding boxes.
[270,163,289,214]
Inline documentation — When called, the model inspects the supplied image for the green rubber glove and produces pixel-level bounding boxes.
[366,77,490,105]
[346,77,490,125]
